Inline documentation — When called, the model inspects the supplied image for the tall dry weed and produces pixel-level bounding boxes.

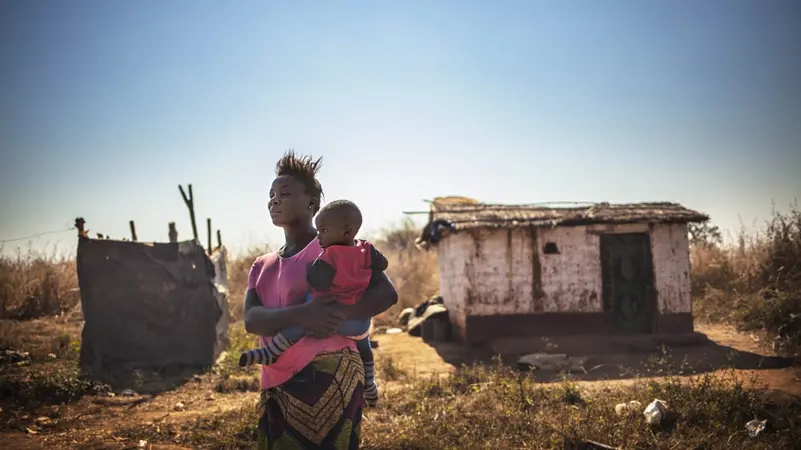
[226,245,272,320]
[692,206,801,354]
[0,250,78,320]
[371,219,439,324]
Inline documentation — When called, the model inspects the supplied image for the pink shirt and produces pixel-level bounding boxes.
[247,239,356,389]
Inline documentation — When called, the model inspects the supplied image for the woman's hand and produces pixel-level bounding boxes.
[299,297,346,338]
[348,272,398,320]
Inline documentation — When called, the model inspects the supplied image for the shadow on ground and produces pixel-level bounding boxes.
[0,361,210,421]
[423,334,798,384]
[85,363,211,395]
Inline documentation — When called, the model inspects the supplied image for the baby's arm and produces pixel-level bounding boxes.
[306,257,337,293]
[369,245,389,272]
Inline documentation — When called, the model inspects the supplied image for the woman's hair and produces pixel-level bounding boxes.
[275,149,324,212]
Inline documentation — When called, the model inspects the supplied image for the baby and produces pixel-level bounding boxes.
[238,199,386,407]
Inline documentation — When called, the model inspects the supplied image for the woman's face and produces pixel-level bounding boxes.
[268,175,315,227]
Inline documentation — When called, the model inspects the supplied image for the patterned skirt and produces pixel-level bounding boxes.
[258,348,365,449]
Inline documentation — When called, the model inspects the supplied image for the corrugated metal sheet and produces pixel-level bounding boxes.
[77,237,227,379]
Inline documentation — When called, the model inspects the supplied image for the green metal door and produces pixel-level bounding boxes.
[600,233,655,333]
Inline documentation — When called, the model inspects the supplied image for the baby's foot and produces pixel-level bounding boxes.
[238,352,252,367]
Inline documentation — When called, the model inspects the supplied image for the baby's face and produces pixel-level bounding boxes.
[315,210,350,248]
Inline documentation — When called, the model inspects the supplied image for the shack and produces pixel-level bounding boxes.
[417,198,709,345]
[76,236,228,382]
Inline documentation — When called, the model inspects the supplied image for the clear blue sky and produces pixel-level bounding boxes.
[1,0,799,257]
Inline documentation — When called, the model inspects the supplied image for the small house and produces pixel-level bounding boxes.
[417,198,709,346]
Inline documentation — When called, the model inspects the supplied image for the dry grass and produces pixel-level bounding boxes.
[0,251,79,320]
[0,318,80,360]
[370,218,439,325]
[213,322,261,393]
[226,246,273,321]
[103,360,801,449]
[366,363,800,449]
[692,207,801,355]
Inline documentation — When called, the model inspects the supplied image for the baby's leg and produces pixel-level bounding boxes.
[334,318,379,405]
[337,318,371,340]
[355,337,379,407]
[239,295,317,366]
[238,325,305,367]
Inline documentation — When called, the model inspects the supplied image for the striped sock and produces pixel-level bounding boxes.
[238,332,294,367]
[363,360,379,407]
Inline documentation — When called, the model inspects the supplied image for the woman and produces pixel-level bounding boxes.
[243,150,398,449]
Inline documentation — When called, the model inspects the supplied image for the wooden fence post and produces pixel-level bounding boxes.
[178,184,199,242]
[129,220,137,242]
[168,222,178,243]
[74,217,87,238]
[206,218,212,254]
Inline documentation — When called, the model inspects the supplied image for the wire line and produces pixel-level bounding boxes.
[0,228,75,244]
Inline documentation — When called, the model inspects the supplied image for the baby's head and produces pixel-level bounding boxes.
[315,199,363,248]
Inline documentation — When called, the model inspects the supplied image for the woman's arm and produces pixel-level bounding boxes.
[243,289,302,336]
[339,271,398,320]
[243,289,346,337]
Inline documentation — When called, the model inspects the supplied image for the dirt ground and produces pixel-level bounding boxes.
[2,322,799,449]
[375,323,801,394]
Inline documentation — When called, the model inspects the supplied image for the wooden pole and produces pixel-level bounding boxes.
[216,229,222,249]
[206,218,212,254]
[129,220,137,242]
[168,222,178,243]
[74,217,87,238]
[178,184,199,242]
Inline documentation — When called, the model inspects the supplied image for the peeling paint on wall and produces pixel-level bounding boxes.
[437,222,692,340]
[538,226,602,313]
[650,223,692,314]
